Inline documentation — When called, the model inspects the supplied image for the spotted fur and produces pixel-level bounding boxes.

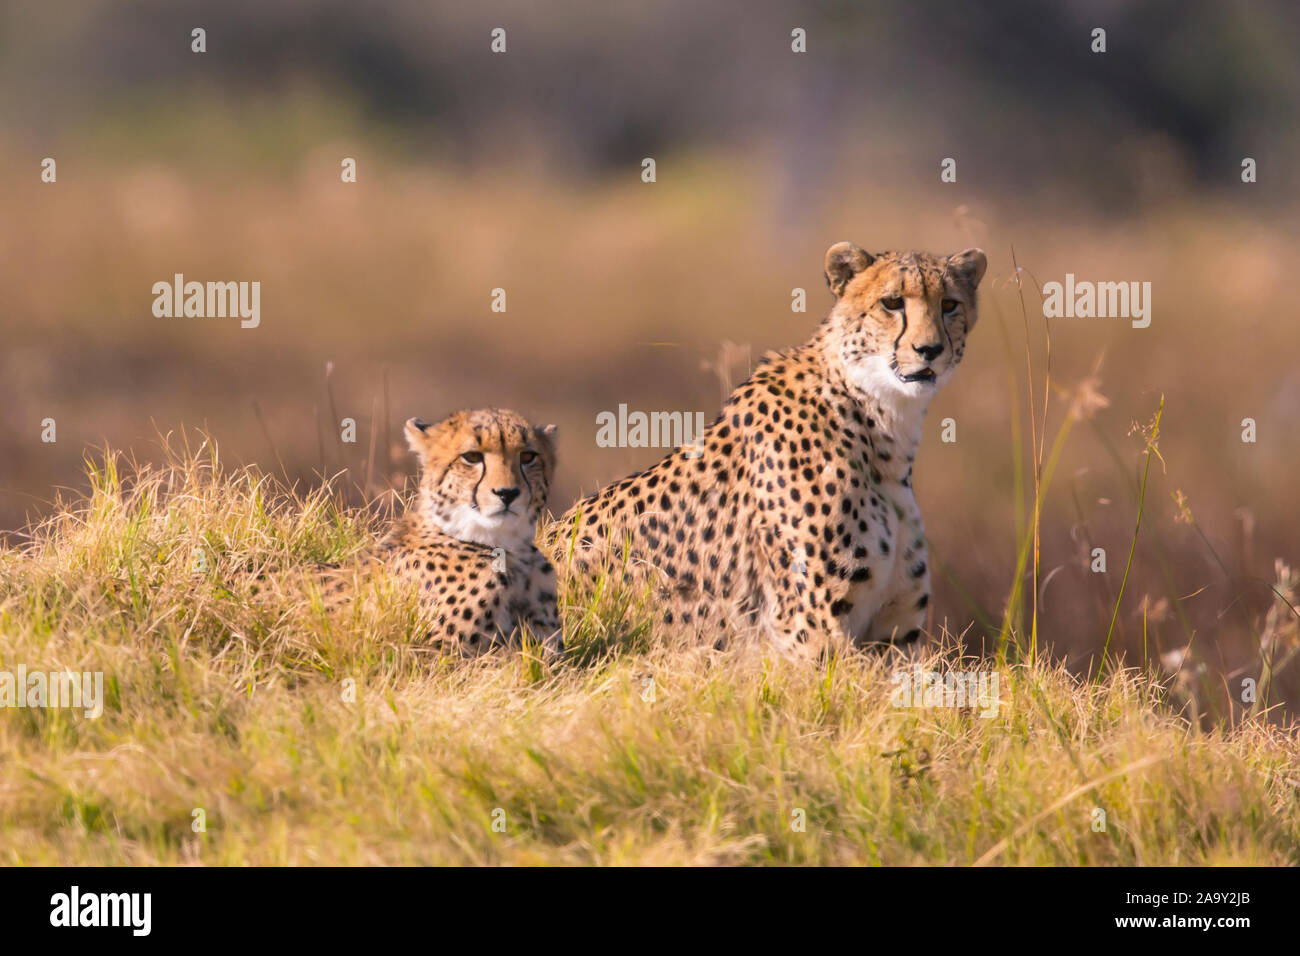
[555,243,987,658]
[351,408,562,656]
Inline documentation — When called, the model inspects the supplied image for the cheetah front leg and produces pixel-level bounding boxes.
[862,556,930,657]
[750,522,857,659]
[521,601,564,659]
[520,563,564,659]
[764,596,853,660]
[756,549,855,659]
[862,597,927,658]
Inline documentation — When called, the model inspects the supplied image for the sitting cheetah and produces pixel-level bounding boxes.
[360,408,563,656]
[555,242,987,657]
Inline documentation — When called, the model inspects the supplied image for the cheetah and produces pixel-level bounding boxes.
[357,408,563,657]
[555,242,987,657]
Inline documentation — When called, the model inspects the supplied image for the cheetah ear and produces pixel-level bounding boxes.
[824,242,874,298]
[946,248,988,290]
[534,423,558,453]
[404,416,438,453]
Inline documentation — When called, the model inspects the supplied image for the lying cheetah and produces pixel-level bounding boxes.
[556,242,987,657]
[360,408,563,656]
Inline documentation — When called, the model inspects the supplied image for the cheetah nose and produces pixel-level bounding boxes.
[913,342,944,361]
[493,487,521,507]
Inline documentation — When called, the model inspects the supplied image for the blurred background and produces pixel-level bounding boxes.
[2,0,1298,714]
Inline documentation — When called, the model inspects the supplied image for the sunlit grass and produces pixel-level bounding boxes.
[1,443,1297,865]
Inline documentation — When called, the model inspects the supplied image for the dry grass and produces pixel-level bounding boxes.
[3,123,1299,863]
[1,443,1297,865]
[4,146,1297,710]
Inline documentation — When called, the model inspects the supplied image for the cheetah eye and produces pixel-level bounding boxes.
[942,298,960,315]
[459,451,484,465]
[520,451,538,465]
[881,296,904,312]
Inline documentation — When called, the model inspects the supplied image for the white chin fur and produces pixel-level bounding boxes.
[843,354,940,437]
[437,506,536,551]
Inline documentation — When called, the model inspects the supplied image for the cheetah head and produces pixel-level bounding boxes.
[404,408,557,550]
[823,242,987,402]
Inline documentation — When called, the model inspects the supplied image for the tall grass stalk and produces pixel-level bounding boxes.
[1101,396,1164,666]
[998,249,1055,663]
